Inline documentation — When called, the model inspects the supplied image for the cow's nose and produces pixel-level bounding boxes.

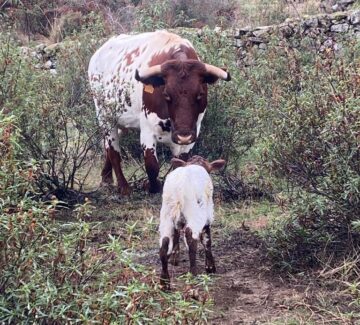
[177,134,192,144]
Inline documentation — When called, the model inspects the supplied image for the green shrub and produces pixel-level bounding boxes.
[0,111,213,324]
[0,20,105,200]
[249,36,360,268]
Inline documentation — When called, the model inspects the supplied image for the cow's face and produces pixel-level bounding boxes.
[135,60,230,145]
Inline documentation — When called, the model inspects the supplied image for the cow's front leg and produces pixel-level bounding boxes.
[141,131,162,194]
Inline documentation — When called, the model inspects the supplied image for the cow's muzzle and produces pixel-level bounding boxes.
[172,131,196,145]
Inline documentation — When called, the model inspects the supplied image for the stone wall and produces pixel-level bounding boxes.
[232,9,360,65]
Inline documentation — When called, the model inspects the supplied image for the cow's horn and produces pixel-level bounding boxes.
[204,64,231,81]
[136,64,162,80]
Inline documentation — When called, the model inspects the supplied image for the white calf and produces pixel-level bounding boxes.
[159,155,225,288]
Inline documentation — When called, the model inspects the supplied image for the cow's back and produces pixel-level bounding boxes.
[88,31,195,129]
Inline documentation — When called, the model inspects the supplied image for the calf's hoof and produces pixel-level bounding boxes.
[160,275,171,291]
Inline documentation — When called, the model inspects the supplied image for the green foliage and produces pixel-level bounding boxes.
[0,111,212,323]
[0,20,106,198]
[178,28,256,170]
[249,37,360,268]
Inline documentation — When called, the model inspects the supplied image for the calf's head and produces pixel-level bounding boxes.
[171,155,226,173]
[135,60,230,145]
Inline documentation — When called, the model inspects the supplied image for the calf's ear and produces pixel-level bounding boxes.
[171,158,186,169]
[209,159,226,172]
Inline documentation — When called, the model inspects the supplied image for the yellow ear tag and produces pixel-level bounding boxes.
[144,84,154,94]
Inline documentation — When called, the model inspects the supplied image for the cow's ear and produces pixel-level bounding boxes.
[135,69,165,87]
[171,158,186,169]
[209,159,226,172]
[203,73,220,84]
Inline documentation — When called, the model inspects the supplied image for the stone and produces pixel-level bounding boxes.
[44,60,53,69]
[303,17,319,28]
[350,10,360,25]
[253,26,272,38]
[35,43,46,53]
[279,24,293,37]
[44,43,62,57]
[259,43,267,50]
[237,26,252,36]
[235,39,244,48]
[331,12,347,21]
[248,37,263,44]
[331,23,349,32]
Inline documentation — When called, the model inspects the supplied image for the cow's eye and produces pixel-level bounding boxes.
[196,93,203,101]
[163,92,171,102]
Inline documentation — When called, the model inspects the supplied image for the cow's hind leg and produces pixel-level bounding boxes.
[106,128,130,195]
[140,130,161,193]
[101,149,113,186]
[201,225,216,274]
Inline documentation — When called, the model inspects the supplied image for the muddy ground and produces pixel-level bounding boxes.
[82,189,359,324]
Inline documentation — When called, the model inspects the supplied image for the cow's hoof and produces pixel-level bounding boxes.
[169,253,179,266]
[205,265,216,274]
[118,185,132,196]
[144,180,162,194]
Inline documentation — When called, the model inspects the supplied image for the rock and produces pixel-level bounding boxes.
[303,17,319,28]
[235,39,244,48]
[279,25,293,37]
[259,43,267,50]
[338,0,354,6]
[331,12,348,21]
[237,26,252,36]
[248,37,264,44]
[35,43,46,53]
[44,43,62,57]
[44,60,53,69]
[331,23,349,32]
[349,10,360,25]
[253,26,272,38]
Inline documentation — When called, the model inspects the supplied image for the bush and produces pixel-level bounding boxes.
[248,36,360,268]
[0,110,213,324]
[0,19,105,201]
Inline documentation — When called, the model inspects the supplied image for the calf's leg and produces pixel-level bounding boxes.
[201,225,216,274]
[159,237,170,290]
[185,227,198,276]
[169,228,180,266]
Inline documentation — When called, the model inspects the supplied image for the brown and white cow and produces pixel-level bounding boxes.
[88,30,230,195]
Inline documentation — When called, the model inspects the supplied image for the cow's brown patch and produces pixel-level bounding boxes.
[125,47,140,66]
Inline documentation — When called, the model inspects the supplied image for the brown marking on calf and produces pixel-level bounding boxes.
[185,227,198,275]
[144,148,162,193]
[170,228,180,266]
[201,225,216,273]
[160,236,170,290]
